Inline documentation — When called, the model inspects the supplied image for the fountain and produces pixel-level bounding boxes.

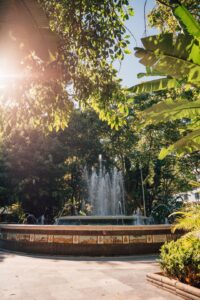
[0,155,181,255]
[84,154,125,216]
[57,155,148,225]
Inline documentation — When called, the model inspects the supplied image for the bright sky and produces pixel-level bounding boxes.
[117,0,158,88]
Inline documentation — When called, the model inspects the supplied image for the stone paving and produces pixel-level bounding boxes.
[0,250,180,300]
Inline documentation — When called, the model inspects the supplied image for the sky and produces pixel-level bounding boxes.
[117,0,157,87]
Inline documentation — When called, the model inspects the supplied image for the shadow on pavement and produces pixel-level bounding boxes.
[0,250,11,262]
[0,249,158,264]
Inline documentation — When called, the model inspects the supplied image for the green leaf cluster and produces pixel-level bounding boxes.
[130,3,200,158]
[160,237,200,287]
[160,204,200,287]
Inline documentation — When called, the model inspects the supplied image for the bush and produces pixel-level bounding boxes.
[159,237,200,288]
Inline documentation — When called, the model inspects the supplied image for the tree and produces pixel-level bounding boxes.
[98,92,196,217]
[0,0,134,131]
[148,0,199,33]
[0,145,10,208]
[0,109,115,219]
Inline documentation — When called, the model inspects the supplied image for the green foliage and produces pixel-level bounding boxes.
[171,204,200,238]
[1,101,197,219]
[148,0,199,33]
[0,146,10,207]
[0,0,134,131]
[0,109,112,219]
[137,95,200,158]
[38,0,133,125]
[150,198,183,224]
[160,238,200,287]
[130,78,180,94]
[160,204,200,287]
[102,92,196,216]
[130,32,200,89]
[140,98,200,124]
[172,2,200,39]
[159,129,200,158]
[130,3,200,158]
[8,202,26,223]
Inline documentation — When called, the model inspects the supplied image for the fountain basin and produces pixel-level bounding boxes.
[55,215,149,225]
[0,223,181,256]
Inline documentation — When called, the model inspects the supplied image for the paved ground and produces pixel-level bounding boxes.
[0,250,180,300]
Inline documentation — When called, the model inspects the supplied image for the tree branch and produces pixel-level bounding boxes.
[156,0,171,8]
[144,0,148,36]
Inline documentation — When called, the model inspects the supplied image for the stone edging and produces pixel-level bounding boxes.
[147,272,200,300]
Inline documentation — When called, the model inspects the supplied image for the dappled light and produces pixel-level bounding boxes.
[0,1,199,299]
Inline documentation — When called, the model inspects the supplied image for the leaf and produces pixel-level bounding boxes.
[140,34,193,61]
[129,78,180,93]
[141,98,200,125]
[130,5,200,159]
[133,32,200,89]
[137,66,164,78]
[173,4,200,40]
[124,49,132,54]
[134,46,200,85]
[189,181,200,188]
[128,7,134,17]
[159,129,200,159]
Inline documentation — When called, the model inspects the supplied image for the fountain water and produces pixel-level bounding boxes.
[56,155,150,225]
[84,155,125,216]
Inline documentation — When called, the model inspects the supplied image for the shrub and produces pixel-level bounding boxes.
[160,237,200,288]
[171,204,200,238]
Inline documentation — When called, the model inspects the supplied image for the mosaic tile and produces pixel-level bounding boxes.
[2,233,7,240]
[113,235,123,244]
[129,235,147,243]
[53,235,73,244]
[153,234,167,243]
[48,235,53,243]
[34,234,47,243]
[30,234,35,242]
[19,234,30,242]
[73,235,79,244]
[147,235,153,243]
[166,234,173,241]
[79,235,98,244]
[97,236,104,244]
[102,236,113,244]
[123,235,129,244]
[7,233,17,241]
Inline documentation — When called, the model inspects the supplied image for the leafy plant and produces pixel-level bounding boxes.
[130,2,200,158]
[160,238,200,287]
[171,204,200,240]
[137,97,200,158]
[160,205,200,287]
[148,0,199,33]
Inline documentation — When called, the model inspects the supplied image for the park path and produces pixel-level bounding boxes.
[0,250,180,300]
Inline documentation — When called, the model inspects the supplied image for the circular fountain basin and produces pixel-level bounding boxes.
[55,215,149,225]
[0,221,181,256]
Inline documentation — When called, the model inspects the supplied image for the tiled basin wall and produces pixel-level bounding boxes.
[0,224,181,256]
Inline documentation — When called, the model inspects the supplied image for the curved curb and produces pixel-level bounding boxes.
[147,272,200,300]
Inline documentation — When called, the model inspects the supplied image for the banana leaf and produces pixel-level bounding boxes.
[129,78,180,94]
[141,98,200,125]
[159,129,200,159]
[172,4,200,40]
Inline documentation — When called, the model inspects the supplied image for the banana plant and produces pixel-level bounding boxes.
[129,1,200,158]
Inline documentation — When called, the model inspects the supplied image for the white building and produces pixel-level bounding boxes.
[177,187,200,203]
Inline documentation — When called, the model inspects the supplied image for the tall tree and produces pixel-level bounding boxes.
[0,0,133,131]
